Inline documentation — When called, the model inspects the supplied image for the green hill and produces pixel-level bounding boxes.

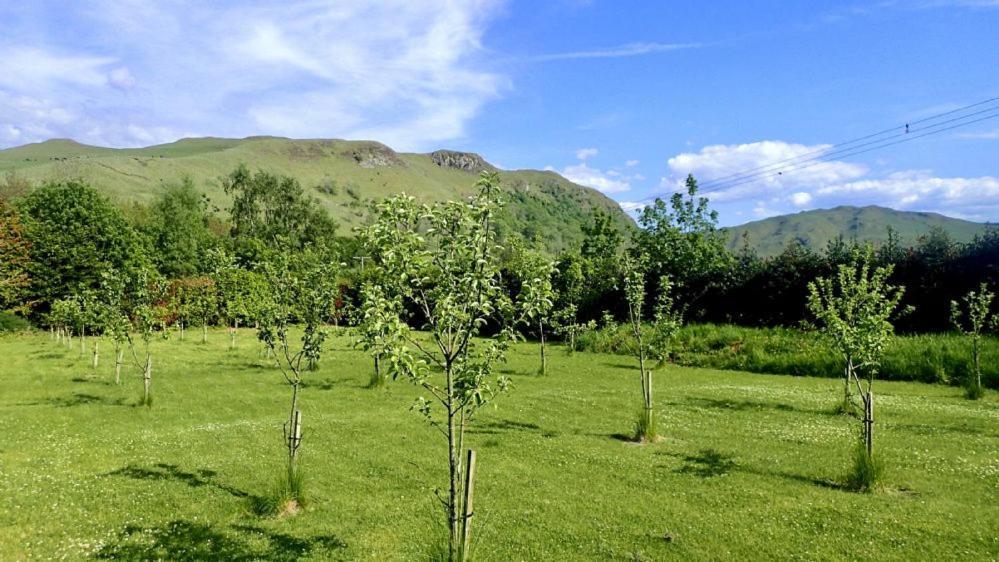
[0,137,633,252]
[724,205,990,257]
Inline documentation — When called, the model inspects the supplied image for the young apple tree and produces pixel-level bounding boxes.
[256,247,338,511]
[512,247,556,375]
[96,270,132,385]
[123,267,166,407]
[951,283,996,399]
[808,250,908,488]
[623,255,681,442]
[359,172,522,561]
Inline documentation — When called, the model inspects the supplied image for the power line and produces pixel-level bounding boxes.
[697,109,999,195]
[636,96,999,205]
[697,96,999,188]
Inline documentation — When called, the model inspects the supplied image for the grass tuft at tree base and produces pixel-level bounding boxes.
[634,407,659,443]
[252,464,306,517]
[845,439,884,493]
[964,381,985,400]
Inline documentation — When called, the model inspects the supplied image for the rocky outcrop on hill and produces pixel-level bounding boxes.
[344,142,404,168]
[429,150,494,173]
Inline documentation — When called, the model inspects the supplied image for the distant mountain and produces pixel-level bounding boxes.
[0,137,633,253]
[723,205,990,257]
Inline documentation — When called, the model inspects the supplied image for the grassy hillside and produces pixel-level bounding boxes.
[1,329,996,560]
[724,205,989,257]
[0,138,633,252]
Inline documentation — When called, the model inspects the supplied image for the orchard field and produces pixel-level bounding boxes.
[1,329,996,561]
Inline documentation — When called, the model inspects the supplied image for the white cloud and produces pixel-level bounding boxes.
[551,162,631,194]
[658,139,999,221]
[0,1,507,150]
[625,159,639,167]
[790,192,813,206]
[815,172,999,217]
[575,147,598,160]
[664,140,867,201]
[534,42,700,61]
[617,201,646,215]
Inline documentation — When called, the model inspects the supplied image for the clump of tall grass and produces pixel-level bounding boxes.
[634,407,658,443]
[845,437,884,493]
[252,464,306,517]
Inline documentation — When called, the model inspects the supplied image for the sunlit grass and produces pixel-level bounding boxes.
[0,328,995,560]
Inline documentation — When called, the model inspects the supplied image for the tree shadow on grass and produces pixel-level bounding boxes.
[658,448,845,489]
[21,392,127,407]
[106,463,263,504]
[674,448,737,477]
[676,397,832,417]
[468,418,545,435]
[71,376,109,385]
[93,520,346,561]
[602,361,638,370]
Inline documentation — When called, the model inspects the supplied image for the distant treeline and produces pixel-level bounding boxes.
[0,168,995,334]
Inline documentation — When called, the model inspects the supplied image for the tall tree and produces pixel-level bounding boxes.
[0,200,31,311]
[637,174,731,315]
[223,165,337,261]
[18,180,149,312]
[143,177,216,278]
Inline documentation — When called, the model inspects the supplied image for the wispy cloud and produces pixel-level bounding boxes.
[533,42,700,62]
[954,128,999,139]
[0,0,508,150]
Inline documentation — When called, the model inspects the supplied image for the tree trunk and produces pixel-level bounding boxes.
[538,320,546,376]
[286,381,302,492]
[844,357,853,403]
[79,326,86,358]
[92,340,99,369]
[179,321,185,341]
[445,364,462,562]
[202,324,208,344]
[863,391,874,457]
[142,353,152,406]
[973,336,981,393]
[229,321,236,350]
[114,345,123,385]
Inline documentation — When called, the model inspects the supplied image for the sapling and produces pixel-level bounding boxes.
[513,247,556,375]
[97,270,131,385]
[808,249,907,490]
[951,283,996,399]
[359,173,522,561]
[623,256,681,442]
[257,249,337,512]
[123,268,165,407]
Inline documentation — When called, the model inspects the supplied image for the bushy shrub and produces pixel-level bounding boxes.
[0,311,30,333]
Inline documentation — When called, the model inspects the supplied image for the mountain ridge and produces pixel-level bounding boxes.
[723,204,990,257]
[0,137,634,252]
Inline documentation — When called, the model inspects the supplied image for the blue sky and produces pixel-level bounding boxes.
[1,1,998,225]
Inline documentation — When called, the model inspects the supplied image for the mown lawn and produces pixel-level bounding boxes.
[0,329,996,560]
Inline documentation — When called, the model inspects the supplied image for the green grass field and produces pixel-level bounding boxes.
[1,329,996,560]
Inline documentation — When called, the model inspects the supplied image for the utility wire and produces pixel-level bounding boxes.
[697,109,999,195]
[699,96,999,188]
[698,105,999,192]
[636,96,999,205]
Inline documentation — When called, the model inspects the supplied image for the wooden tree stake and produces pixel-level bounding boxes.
[461,448,477,562]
